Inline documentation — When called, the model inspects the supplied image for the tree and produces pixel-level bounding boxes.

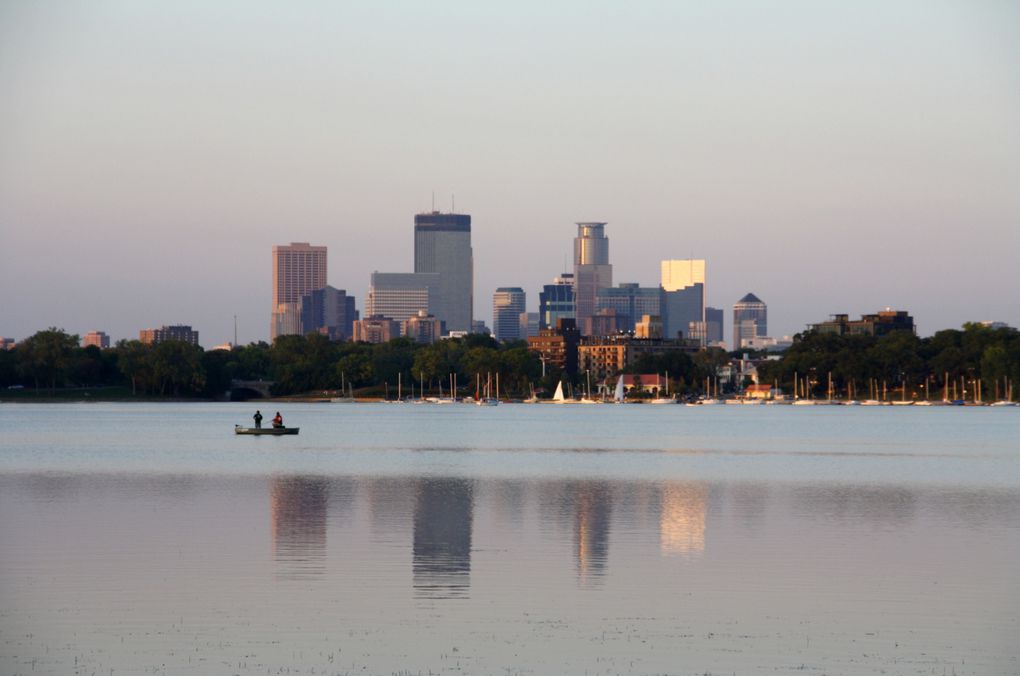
[117,340,154,395]
[16,328,79,392]
[150,341,206,396]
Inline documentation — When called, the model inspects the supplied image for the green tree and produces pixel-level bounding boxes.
[151,341,206,396]
[16,328,80,392]
[117,340,154,395]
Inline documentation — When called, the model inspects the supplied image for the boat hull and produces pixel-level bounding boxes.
[235,426,299,435]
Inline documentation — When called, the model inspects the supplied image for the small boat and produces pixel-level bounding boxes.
[235,425,299,435]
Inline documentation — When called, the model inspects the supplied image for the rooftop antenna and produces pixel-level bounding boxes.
[451,193,455,213]
[431,191,435,212]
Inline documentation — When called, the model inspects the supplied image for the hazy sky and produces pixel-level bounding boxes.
[2,0,1018,345]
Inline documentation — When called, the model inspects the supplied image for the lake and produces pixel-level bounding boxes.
[1,403,1018,675]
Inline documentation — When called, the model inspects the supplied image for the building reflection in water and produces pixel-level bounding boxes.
[413,478,474,599]
[271,476,329,580]
[659,481,707,558]
[573,481,613,585]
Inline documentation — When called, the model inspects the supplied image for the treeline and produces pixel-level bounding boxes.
[0,329,545,398]
[755,323,1020,400]
[4,323,1017,400]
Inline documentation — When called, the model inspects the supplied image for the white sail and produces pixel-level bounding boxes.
[614,375,625,403]
[553,381,565,402]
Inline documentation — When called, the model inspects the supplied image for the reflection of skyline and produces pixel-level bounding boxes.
[413,478,474,599]
[271,476,328,579]
[659,482,707,558]
[573,482,612,585]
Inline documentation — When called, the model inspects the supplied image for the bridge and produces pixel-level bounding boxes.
[229,379,275,400]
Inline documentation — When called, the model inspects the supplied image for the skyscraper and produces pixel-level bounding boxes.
[300,285,358,340]
[539,273,575,330]
[491,287,526,342]
[414,212,473,333]
[367,272,442,328]
[732,293,767,349]
[661,259,706,344]
[272,242,327,341]
[573,223,612,334]
[596,283,663,332]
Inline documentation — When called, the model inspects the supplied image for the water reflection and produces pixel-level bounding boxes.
[571,481,613,585]
[413,478,474,599]
[659,482,707,558]
[271,476,328,579]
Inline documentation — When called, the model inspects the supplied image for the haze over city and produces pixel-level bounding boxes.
[2,0,1018,346]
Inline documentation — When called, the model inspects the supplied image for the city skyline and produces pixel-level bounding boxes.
[2,1,1018,345]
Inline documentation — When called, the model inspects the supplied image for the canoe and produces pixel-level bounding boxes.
[235,425,299,435]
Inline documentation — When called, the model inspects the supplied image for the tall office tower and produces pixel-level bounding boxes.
[596,283,663,333]
[732,293,767,349]
[661,259,706,344]
[519,312,540,339]
[414,212,473,333]
[492,287,526,342]
[271,242,327,341]
[705,307,724,344]
[573,223,612,334]
[539,273,575,329]
[300,286,358,340]
[367,272,442,330]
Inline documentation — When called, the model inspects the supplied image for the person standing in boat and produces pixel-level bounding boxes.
[272,411,283,428]
[253,410,263,429]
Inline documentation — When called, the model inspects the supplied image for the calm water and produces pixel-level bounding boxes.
[1,403,1018,675]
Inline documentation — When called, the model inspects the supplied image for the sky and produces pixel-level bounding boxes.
[1,0,1018,346]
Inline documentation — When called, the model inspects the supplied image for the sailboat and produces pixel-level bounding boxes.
[475,372,499,406]
[330,372,355,403]
[524,382,540,404]
[649,372,675,404]
[579,370,598,404]
[551,380,568,404]
[613,375,625,404]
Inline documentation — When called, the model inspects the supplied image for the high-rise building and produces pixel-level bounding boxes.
[367,272,442,329]
[492,287,526,342]
[139,325,200,346]
[403,310,443,344]
[300,286,358,340]
[705,307,723,345]
[732,293,767,349]
[635,315,664,339]
[272,242,327,341]
[539,273,575,330]
[414,212,473,333]
[519,312,540,339]
[661,259,706,344]
[573,223,612,334]
[352,315,401,344]
[83,331,110,349]
[596,283,663,332]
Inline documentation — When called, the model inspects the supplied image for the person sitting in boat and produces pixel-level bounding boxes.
[253,410,263,429]
[272,412,283,428]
